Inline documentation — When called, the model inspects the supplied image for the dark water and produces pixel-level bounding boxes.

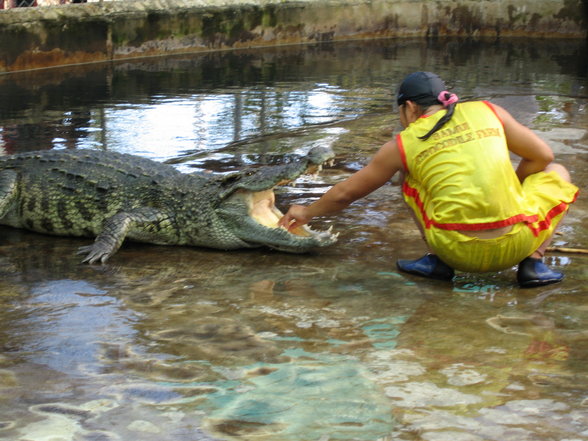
[0,38,587,441]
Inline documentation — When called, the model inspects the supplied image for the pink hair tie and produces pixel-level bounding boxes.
[438,91,458,107]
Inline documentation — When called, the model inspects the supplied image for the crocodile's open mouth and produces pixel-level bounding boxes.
[245,189,310,237]
[218,148,338,251]
[245,159,336,238]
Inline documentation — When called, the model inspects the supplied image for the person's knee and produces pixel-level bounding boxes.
[545,163,571,183]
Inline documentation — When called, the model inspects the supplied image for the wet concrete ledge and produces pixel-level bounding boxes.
[0,0,587,72]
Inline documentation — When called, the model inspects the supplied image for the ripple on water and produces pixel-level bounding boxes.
[0,37,587,441]
[201,353,396,440]
[385,381,482,408]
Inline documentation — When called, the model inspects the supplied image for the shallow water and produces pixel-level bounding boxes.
[0,38,587,441]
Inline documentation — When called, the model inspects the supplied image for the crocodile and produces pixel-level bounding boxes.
[0,147,338,263]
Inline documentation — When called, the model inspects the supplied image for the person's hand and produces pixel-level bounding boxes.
[278,205,313,231]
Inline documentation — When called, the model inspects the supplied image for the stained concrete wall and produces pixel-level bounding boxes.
[0,0,586,72]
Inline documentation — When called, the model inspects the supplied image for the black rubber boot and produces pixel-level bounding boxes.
[396,253,455,281]
[517,257,563,288]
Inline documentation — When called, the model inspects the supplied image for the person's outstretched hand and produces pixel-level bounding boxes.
[278,205,313,231]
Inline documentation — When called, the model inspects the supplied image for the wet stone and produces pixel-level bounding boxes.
[127,420,162,434]
[422,431,485,441]
[244,366,279,377]
[503,399,569,415]
[149,318,284,363]
[210,419,276,437]
[0,421,15,431]
[403,409,484,433]
[477,407,534,426]
[78,431,120,441]
[0,369,18,387]
[99,343,215,382]
[174,386,219,397]
[30,403,92,419]
[440,364,487,386]
[104,383,182,405]
[367,357,426,383]
[385,382,482,408]
[403,409,540,441]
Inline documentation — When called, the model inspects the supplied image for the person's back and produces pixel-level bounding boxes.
[398,100,529,232]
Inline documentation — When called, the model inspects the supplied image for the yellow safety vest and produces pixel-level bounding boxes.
[397,101,538,232]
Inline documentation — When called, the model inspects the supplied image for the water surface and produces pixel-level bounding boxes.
[0,38,587,441]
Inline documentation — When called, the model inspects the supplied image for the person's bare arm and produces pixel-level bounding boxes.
[278,140,404,230]
[491,103,554,182]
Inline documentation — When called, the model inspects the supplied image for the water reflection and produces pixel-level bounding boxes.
[2,39,586,162]
[0,38,587,441]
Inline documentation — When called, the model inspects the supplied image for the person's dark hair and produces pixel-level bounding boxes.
[396,72,458,140]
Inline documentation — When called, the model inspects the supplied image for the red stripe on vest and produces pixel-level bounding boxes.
[402,181,576,236]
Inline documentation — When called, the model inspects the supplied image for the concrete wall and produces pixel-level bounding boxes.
[0,0,586,72]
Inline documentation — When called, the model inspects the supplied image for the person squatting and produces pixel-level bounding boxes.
[278,71,579,288]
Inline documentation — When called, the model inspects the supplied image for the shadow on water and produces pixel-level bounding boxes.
[0,38,587,440]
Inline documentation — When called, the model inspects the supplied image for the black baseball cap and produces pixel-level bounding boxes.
[396,72,446,107]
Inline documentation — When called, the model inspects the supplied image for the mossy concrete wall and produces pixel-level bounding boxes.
[0,0,586,72]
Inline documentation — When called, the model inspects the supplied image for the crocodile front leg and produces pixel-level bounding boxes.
[0,170,18,219]
[78,208,168,264]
